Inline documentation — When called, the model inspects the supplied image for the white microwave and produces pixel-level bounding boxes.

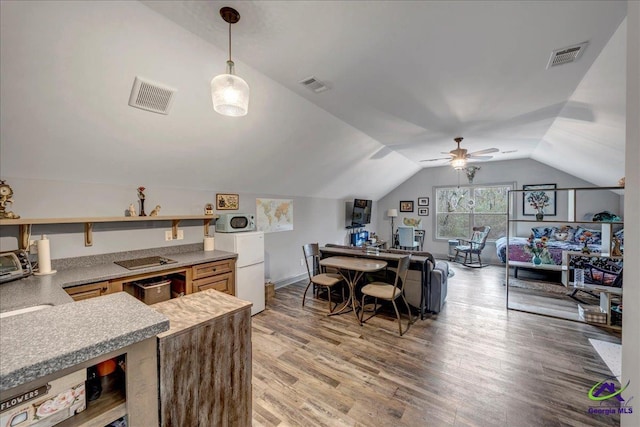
[215,213,256,233]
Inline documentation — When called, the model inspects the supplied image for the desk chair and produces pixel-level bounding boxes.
[397,226,419,250]
[360,255,415,336]
[302,243,344,313]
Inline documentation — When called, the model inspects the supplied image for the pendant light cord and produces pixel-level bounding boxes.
[228,22,232,62]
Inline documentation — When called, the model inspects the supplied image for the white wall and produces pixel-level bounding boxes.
[375,158,623,262]
[0,177,358,285]
[621,1,639,425]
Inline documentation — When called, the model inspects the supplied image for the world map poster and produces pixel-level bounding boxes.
[256,198,294,233]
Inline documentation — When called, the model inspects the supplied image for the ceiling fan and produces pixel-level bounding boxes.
[419,137,499,169]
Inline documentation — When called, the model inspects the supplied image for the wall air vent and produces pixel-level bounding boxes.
[547,42,588,69]
[299,76,328,93]
[128,76,177,114]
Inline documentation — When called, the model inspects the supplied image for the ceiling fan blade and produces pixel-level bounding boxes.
[467,147,499,156]
[466,155,493,160]
[419,157,451,162]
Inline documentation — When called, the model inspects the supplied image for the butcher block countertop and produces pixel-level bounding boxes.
[152,289,252,339]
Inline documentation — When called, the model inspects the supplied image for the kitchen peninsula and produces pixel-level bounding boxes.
[0,245,248,426]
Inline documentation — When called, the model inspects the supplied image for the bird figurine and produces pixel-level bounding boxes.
[150,205,161,217]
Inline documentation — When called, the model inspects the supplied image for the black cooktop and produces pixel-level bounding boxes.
[114,256,177,270]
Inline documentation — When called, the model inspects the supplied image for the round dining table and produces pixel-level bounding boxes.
[319,256,388,322]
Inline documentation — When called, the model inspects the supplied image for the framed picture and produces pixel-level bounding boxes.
[522,184,556,216]
[418,207,429,216]
[399,200,414,212]
[216,193,239,210]
[418,197,429,206]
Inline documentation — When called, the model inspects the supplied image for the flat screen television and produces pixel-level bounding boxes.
[351,199,372,226]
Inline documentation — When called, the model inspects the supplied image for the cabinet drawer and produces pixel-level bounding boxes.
[192,259,235,280]
[193,272,234,295]
[65,281,111,301]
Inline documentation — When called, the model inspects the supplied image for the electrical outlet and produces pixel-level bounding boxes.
[176,229,184,240]
[29,240,38,254]
[165,230,173,241]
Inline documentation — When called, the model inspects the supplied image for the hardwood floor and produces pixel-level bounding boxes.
[251,264,621,426]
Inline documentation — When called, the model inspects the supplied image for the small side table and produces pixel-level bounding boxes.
[448,240,459,261]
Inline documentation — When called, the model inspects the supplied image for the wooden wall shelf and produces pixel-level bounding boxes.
[0,215,218,249]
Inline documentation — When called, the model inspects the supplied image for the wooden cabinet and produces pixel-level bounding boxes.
[192,259,235,296]
[64,259,237,302]
[65,281,112,301]
[154,290,252,427]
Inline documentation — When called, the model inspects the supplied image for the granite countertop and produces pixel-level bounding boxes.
[153,289,252,339]
[0,292,169,391]
[0,248,238,391]
[0,249,237,313]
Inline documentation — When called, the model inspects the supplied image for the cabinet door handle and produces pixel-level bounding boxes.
[212,267,217,272]
[101,286,108,292]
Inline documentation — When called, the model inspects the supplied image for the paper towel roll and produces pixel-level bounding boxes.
[204,236,215,251]
[37,235,52,273]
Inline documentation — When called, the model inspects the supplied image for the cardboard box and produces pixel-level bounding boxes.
[265,282,275,300]
[0,368,86,427]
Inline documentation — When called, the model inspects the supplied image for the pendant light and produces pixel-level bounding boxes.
[211,7,249,117]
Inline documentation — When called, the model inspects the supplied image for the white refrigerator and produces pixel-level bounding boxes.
[215,231,265,315]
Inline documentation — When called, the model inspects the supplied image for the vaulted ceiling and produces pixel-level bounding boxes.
[0,1,627,200]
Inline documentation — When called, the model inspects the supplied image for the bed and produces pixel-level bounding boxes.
[496,225,623,273]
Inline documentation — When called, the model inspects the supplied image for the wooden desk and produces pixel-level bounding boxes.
[319,256,387,323]
[392,230,424,251]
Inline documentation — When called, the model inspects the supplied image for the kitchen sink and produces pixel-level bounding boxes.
[0,304,53,319]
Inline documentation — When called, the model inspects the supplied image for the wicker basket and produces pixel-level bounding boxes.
[578,304,607,324]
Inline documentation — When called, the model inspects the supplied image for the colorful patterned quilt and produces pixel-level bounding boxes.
[495,236,601,265]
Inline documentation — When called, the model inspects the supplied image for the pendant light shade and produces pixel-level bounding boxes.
[212,7,249,117]
[211,61,249,117]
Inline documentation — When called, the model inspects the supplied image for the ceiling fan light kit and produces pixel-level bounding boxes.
[211,7,250,117]
[421,137,498,171]
[451,157,467,170]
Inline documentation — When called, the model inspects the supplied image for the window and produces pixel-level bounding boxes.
[435,184,513,241]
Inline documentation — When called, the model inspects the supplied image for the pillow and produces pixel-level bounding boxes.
[531,226,555,239]
[574,226,602,245]
[556,225,576,242]
[553,231,570,241]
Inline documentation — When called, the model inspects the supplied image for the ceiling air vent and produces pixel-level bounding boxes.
[128,76,177,114]
[299,76,328,93]
[547,42,588,69]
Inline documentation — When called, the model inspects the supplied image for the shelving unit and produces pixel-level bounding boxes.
[2,337,158,427]
[0,215,218,249]
[505,186,624,329]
